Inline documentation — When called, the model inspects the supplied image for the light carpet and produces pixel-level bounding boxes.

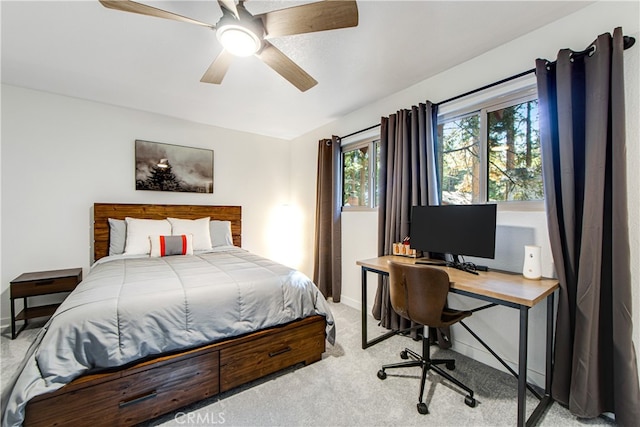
[1,302,614,426]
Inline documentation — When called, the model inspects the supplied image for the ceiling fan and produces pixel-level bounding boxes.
[99,0,359,92]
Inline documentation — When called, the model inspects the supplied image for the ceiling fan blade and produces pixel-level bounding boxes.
[99,0,213,28]
[217,0,239,19]
[260,0,358,37]
[201,50,234,84]
[257,41,317,92]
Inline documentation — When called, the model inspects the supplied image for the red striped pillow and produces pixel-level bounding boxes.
[149,234,193,257]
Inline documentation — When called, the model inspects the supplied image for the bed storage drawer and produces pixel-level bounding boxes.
[22,316,326,426]
[219,316,325,391]
[24,350,219,426]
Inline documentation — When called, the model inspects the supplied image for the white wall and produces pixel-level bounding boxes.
[291,1,640,386]
[0,85,294,326]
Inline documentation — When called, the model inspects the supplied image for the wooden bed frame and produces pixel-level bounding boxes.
[92,203,243,262]
[23,203,327,426]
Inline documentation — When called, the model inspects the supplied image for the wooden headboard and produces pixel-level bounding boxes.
[93,203,242,262]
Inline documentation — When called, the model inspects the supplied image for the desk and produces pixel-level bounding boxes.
[356,256,558,427]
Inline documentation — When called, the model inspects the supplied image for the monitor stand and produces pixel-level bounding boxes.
[415,260,447,266]
[416,255,487,275]
[446,255,480,276]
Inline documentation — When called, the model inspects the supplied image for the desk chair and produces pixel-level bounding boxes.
[377,261,477,414]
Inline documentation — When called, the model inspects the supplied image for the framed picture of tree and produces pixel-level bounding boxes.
[135,140,214,193]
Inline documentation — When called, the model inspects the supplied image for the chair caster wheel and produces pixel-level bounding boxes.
[465,395,477,408]
[400,350,409,359]
[445,361,455,370]
[417,402,429,414]
[377,370,387,380]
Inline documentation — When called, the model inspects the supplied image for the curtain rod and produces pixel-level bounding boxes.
[338,67,534,139]
[339,123,381,140]
[437,35,634,107]
[434,68,535,107]
[339,35,636,140]
[337,66,532,139]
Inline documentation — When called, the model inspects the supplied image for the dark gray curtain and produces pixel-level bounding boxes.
[313,136,342,301]
[372,102,439,330]
[536,27,639,425]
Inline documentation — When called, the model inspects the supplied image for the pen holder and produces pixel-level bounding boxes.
[393,243,419,258]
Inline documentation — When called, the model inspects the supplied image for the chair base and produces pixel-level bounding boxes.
[377,342,476,414]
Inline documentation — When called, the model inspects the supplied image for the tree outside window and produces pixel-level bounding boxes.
[438,114,481,204]
[343,146,369,206]
[342,139,379,209]
[437,91,543,205]
[487,99,542,201]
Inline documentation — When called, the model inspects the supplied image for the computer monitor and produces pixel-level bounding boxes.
[410,204,497,272]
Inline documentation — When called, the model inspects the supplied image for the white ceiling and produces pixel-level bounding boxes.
[1,1,592,140]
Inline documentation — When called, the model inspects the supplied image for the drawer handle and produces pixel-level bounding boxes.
[119,390,157,408]
[34,280,55,286]
[269,346,292,357]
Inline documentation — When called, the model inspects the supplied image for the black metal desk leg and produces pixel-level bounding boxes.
[361,267,397,349]
[525,293,556,426]
[361,267,368,349]
[518,306,529,427]
[546,293,554,392]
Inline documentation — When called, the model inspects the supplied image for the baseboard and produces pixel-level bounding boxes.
[339,295,364,312]
[339,294,546,389]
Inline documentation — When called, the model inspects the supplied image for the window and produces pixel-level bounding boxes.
[439,113,481,204]
[341,138,380,210]
[487,98,542,202]
[437,85,543,205]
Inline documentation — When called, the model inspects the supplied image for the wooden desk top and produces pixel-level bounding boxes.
[356,256,558,308]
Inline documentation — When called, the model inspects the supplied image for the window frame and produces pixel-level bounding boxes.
[340,136,380,212]
[437,81,544,210]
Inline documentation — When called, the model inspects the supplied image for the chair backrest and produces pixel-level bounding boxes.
[388,261,451,327]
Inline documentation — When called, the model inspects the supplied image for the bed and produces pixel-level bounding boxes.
[2,203,334,426]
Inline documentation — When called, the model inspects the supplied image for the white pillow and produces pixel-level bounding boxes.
[124,218,171,255]
[210,220,234,247]
[167,217,212,251]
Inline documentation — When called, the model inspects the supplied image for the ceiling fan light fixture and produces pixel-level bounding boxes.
[99,0,359,90]
[217,24,261,57]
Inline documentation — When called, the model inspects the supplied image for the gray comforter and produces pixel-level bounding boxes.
[2,247,335,426]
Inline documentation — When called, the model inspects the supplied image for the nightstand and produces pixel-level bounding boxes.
[10,268,82,339]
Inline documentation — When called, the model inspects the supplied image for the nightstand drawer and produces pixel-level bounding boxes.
[11,276,80,298]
